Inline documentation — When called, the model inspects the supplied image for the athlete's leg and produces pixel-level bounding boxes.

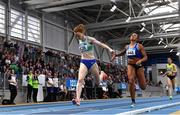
[127,65,136,105]
[89,63,100,86]
[166,77,173,99]
[171,78,176,90]
[171,78,176,95]
[136,67,146,90]
[76,63,88,103]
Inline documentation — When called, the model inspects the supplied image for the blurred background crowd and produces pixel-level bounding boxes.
[0,40,158,104]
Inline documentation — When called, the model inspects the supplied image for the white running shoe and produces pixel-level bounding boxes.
[169,96,173,100]
[131,102,135,108]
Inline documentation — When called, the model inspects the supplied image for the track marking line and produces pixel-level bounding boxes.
[116,102,180,115]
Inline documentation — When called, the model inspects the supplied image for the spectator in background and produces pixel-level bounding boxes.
[32,71,39,102]
[0,47,3,61]
[5,53,11,65]
[107,76,113,98]
[117,81,123,98]
[26,70,33,103]
[45,71,54,102]
[100,78,108,99]
[113,79,122,98]
[8,69,17,104]
[158,81,163,97]
[59,82,67,101]
[80,84,86,100]
[85,76,93,99]
[0,40,128,103]
[53,72,59,101]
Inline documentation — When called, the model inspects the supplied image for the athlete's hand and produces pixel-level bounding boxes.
[136,60,142,65]
[111,50,116,62]
[111,55,116,62]
[162,73,167,77]
[172,72,177,76]
[111,50,115,56]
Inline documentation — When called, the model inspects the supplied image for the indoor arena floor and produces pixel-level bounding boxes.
[1,95,180,115]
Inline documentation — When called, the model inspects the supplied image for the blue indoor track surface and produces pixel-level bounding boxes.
[1,95,180,115]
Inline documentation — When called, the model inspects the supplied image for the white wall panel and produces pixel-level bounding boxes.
[152,64,157,83]
[102,50,110,62]
[44,22,65,51]
[44,13,64,27]
[94,45,100,59]
[67,23,80,55]
[68,36,80,55]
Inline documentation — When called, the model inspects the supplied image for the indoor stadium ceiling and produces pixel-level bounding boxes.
[23,0,180,53]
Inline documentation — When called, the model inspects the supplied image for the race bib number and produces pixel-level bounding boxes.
[126,49,136,56]
[79,43,88,52]
[167,68,171,71]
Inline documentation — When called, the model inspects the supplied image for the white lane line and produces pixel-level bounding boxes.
[115,102,180,115]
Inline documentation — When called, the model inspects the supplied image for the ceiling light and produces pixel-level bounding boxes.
[164,45,168,48]
[158,40,162,45]
[126,17,131,22]
[169,10,173,13]
[168,0,172,3]
[149,34,153,38]
[110,5,117,12]
[160,38,163,41]
[140,27,145,32]
[176,52,180,56]
[141,22,146,27]
[110,0,116,3]
[170,49,173,52]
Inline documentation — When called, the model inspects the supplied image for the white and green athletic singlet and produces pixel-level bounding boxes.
[79,36,94,53]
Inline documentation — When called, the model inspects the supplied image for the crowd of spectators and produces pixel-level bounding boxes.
[0,39,129,103]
